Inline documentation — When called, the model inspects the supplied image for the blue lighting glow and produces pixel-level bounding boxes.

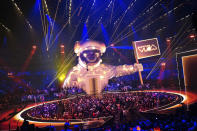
[45,14,53,26]
[131,26,140,41]
[81,23,89,41]
[3,37,7,48]
[110,46,133,50]
[101,24,110,45]
[117,0,127,10]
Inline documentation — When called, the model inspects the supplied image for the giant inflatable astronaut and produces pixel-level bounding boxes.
[63,40,143,95]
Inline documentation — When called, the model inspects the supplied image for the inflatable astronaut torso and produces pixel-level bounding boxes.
[63,40,143,95]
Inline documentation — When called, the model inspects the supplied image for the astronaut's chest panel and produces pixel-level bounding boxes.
[81,71,103,79]
[79,68,110,78]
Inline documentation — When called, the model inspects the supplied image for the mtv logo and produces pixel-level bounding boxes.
[133,38,160,59]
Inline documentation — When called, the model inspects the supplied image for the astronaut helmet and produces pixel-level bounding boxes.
[74,40,106,66]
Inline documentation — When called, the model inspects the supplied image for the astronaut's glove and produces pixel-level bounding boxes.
[134,63,143,72]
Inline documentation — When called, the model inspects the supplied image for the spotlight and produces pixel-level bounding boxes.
[8,72,14,78]
[166,38,171,42]
[32,45,37,49]
[60,44,64,48]
[161,62,166,66]
[110,43,114,47]
[59,74,66,81]
[60,44,65,54]
[189,34,195,39]
[60,51,65,54]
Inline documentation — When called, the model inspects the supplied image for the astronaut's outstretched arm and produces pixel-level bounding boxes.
[114,63,143,77]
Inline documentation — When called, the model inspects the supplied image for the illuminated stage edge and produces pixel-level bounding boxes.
[14,90,195,127]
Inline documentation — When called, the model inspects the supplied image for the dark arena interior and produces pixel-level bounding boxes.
[0,0,197,131]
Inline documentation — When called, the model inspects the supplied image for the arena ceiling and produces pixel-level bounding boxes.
[0,0,196,71]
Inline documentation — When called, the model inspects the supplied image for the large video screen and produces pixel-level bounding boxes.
[182,54,197,88]
[177,49,197,93]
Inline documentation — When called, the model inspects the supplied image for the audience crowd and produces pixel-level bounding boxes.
[92,103,197,131]
[26,92,179,121]
[18,103,197,131]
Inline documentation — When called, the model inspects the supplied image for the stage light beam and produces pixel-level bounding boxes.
[0,22,11,32]
[11,0,33,30]
[21,45,37,72]
[68,0,72,24]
